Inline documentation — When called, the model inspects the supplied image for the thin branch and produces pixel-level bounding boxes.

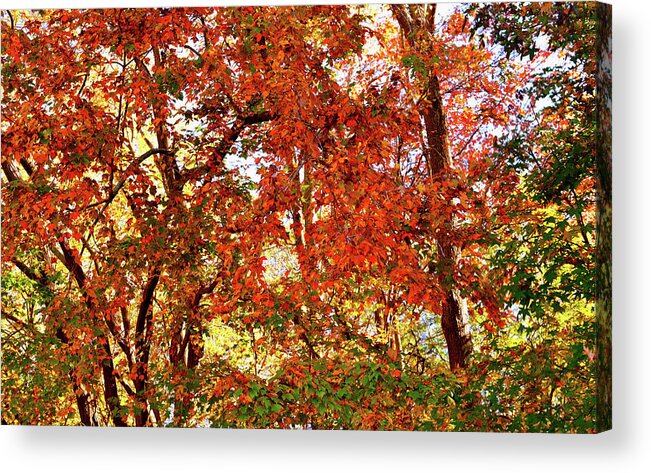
[183,44,203,58]
[294,314,319,360]
[199,16,210,49]
[451,121,484,160]
[86,148,174,210]
[83,147,174,243]
[2,312,38,335]
[77,71,89,97]
[77,231,101,271]
[104,312,134,368]
[5,10,15,29]
[569,188,592,247]
[134,55,152,79]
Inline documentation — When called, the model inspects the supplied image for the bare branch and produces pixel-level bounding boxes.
[10,258,49,288]
[135,271,160,362]
[5,10,15,29]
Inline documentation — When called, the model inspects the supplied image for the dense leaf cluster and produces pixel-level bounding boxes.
[1,4,605,431]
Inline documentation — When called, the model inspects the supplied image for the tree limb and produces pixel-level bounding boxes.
[135,271,160,361]
[86,148,174,210]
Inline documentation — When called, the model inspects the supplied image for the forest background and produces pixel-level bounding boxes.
[0,0,648,472]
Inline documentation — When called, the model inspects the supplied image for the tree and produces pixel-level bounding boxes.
[467,0,611,430]
[390,3,472,371]
[1,4,609,431]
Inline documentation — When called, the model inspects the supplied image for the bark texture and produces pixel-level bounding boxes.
[391,4,473,371]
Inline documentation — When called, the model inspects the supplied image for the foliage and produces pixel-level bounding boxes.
[1,3,605,431]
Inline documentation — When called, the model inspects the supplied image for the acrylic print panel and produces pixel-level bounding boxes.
[1,2,611,432]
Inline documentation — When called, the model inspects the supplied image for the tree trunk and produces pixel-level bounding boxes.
[100,339,128,426]
[56,328,100,426]
[58,241,127,426]
[392,5,473,371]
[6,255,102,426]
[424,73,473,371]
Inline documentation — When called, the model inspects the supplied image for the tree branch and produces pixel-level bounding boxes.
[183,110,275,180]
[5,10,15,29]
[391,5,415,44]
[54,240,127,426]
[426,4,438,30]
[176,273,223,367]
[132,270,160,426]
[86,148,174,210]
[2,160,21,183]
[135,271,160,361]
[10,258,49,288]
